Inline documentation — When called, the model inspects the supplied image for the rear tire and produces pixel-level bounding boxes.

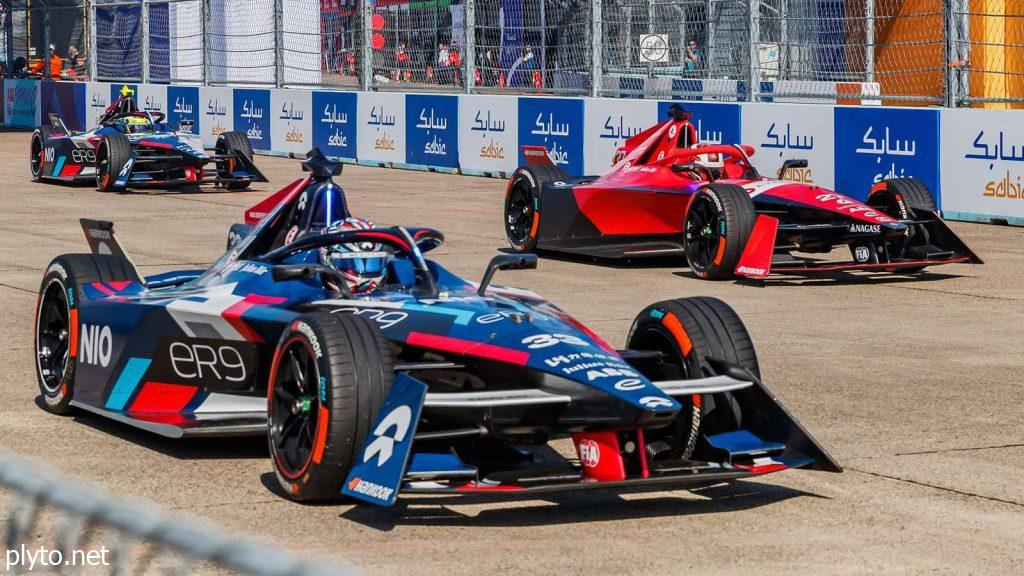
[268,312,394,502]
[683,184,756,280]
[34,254,140,414]
[504,164,569,252]
[96,134,132,192]
[30,127,46,181]
[216,131,254,190]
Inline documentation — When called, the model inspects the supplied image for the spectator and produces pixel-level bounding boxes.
[482,49,499,86]
[520,44,536,87]
[684,39,702,74]
[448,42,462,86]
[436,42,450,84]
[64,46,81,78]
[29,45,62,79]
[395,42,410,82]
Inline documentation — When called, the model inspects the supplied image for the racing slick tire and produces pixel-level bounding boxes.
[268,312,394,502]
[95,134,132,192]
[626,296,759,459]
[30,126,47,181]
[216,131,255,191]
[34,254,140,415]
[683,184,756,280]
[867,178,937,219]
[504,164,570,252]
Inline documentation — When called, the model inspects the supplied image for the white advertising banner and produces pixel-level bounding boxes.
[583,97,659,176]
[357,91,406,165]
[941,108,1024,223]
[742,102,835,189]
[84,82,113,126]
[457,94,519,175]
[198,86,234,148]
[271,89,313,155]
[137,83,168,117]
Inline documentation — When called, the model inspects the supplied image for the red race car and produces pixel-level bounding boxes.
[504,105,981,280]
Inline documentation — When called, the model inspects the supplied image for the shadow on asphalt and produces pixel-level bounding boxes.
[39,396,268,460]
[335,480,826,530]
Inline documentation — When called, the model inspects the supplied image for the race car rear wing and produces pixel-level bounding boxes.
[79,219,145,285]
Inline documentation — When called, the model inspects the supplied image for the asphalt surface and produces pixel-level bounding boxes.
[1,130,1022,575]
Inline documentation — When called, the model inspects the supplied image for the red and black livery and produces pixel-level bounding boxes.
[504,106,981,280]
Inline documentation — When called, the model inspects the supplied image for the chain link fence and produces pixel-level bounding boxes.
[0,0,1022,106]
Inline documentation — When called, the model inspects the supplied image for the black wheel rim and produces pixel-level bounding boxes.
[684,194,722,271]
[505,178,535,246]
[629,327,699,460]
[30,135,43,176]
[36,279,71,394]
[270,340,321,479]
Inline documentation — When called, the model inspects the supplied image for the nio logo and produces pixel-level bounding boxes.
[79,324,112,367]
[169,342,247,383]
[295,322,322,358]
[848,223,881,234]
[44,148,55,162]
[347,477,394,502]
[71,149,96,163]
[521,333,588,349]
[578,439,600,468]
[362,405,412,467]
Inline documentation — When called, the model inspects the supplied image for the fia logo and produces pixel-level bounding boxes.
[362,405,412,466]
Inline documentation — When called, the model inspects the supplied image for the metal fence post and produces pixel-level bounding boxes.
[360,0,372,91]
[591,0,602,97]
[748,0,760,102]
[274,0,284,87]
[89,0,98,81]
[202,0,210,84]
[43,6,51,80]
[943,0,960,107]
[864,0,874,83]
[4,3,13,75]
[141,0,150,83]
[464,0,475,94]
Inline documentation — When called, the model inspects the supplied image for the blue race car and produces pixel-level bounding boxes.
[33,149,839,506]
[30,87,266,192]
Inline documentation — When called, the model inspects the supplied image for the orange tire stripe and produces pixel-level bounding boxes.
[713,237,726,266]
[529,211,541,237]
[661,312,693,355]
[311,405,329,464]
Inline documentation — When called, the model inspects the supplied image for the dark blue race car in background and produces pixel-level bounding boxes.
[33,150,839,507]
[30,87,266,192]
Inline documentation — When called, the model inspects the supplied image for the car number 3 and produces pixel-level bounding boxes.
[521,333,589,349]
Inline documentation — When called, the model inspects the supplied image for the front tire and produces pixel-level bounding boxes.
[504,164,569,252]
[626,297,759,459]
[34,254,140,414]
[30,127,46,181]
[868,178,937,219]
[683,184,756,280]
[96,134,132,192]
[216,131,254,190]
[268,312,394,502]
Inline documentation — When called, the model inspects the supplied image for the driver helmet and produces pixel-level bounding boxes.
[320,217,390,294]
[123,115,151,134]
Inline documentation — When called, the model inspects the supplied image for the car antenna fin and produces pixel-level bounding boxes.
[79,219,145,285]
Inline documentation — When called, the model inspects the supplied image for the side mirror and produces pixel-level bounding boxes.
[778,158,808,180]
[671,163,714,181]
[271,263,352,297]
[477,253,537,296]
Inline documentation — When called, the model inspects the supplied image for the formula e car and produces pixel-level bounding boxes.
[505,106,981,280]
[34,150,838,507]
[30,88,266,192]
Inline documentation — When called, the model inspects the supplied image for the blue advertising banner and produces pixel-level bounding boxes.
[41,82,86,132]
[657,101,741,146]
[5,79,40,128]
[233,88,272,151]
[166,86,200,135]
[406,94,459,169]
[834,106,940,203]
[311,91,357,160]
[518,96,584,175]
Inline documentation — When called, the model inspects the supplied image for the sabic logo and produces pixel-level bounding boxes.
[79,324,112,367]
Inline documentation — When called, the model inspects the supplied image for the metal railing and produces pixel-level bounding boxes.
[1,447,354,575]
[1,0,1022,106]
